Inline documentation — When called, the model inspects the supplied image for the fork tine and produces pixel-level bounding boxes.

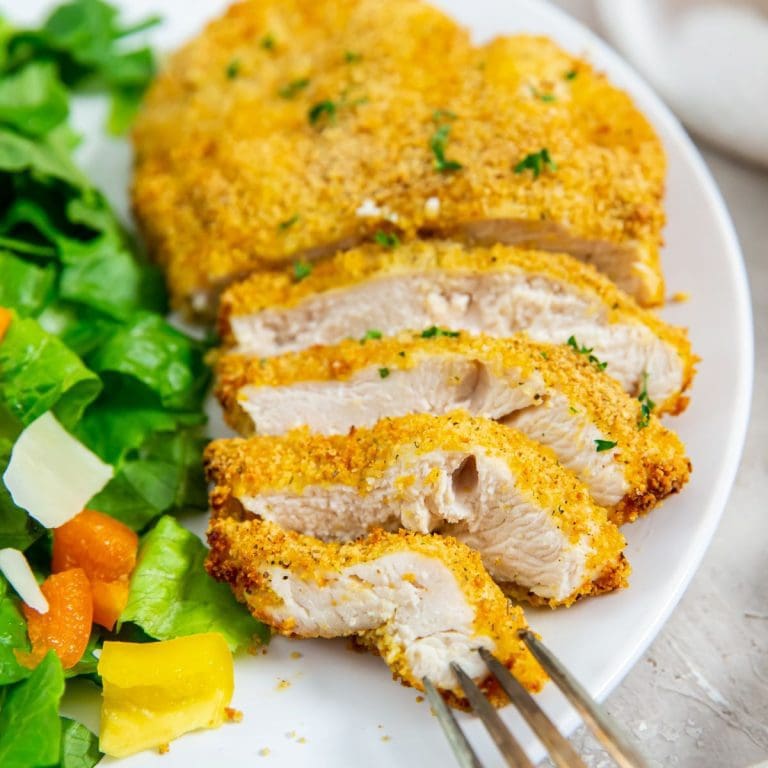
[479,647,588,768]
[422,677,484,768]
[518,630,648,768]
[450,662,535,768]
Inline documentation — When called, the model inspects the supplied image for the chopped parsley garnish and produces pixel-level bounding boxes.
[292,260,312,282]
[308,100,337,126]
[226,59,240,79]
[566,335,607,371]
[565,69,578,80]
[378,367,390,379]
[278,213,300,231]
[374,230,400,248]
[540,351,549,360]
[308,89,368,126]
[514,148,557,178]
[279,78,310,99]
[398,351,406,357]
[260,34,276,50]
[344,51,362,63]
[531,87,556,102]
[421,326,460,339]
[429,123,463,173]
[569,406,579,414]
[637,372,656,429]
[595,439,617,452]
[432,108,457,122]
[360,329,382,343]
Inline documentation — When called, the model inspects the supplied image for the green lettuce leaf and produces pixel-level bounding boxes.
[0,251,56,317]
[90,428,208,531]
[85,313,209,410]
[0,60,68,137]
[0,313,101,428]
[0,124,85,187]
[0,430,44,552]
[0,195,82,260]
[37,303,120,358]
[74,377,203,464]
[58,718,101,768]
[4,0,161,136]
[64,631,101,680]
[1,191,165,321]
[58,240,165,320]
[0,576,31,685]
[122,516,269,650]
[0,651,64,768]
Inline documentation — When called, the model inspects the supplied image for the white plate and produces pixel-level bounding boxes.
[26,0,752,764]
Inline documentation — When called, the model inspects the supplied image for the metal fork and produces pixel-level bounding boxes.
[423,629,648,768]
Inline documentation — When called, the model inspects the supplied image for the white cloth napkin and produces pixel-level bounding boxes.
[595,0,768,167]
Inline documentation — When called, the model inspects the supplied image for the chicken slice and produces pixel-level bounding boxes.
[206,517,546,707]
[215,333,691,524]
[205,413,629,607]
[132,0,665,315]
[219,241,695,414]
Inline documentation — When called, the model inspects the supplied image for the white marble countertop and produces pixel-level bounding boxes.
[547,3,768,766]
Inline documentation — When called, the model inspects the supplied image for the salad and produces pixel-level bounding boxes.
[0,2,268,765]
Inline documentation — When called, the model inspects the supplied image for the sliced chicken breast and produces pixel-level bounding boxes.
[215,333,691,524]
[205,412,629,607]
[207,517,546,707]
[133,0,665,315]
[219,241,695,414]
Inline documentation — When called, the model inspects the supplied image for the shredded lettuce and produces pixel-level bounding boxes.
[122,517,269,651]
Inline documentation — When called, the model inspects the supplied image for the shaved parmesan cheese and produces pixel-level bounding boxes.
[0,548,48,613]
[3,412,113,529]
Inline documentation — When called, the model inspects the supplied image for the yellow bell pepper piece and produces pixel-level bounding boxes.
[97,633,234,757]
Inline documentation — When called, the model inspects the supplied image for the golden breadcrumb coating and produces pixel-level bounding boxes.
[219,240,695,413]
[204,411,628,606]
[206,516,546,707]
[132,0,665,313]
[214,332,691,524]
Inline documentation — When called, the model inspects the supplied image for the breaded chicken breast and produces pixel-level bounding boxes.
[205,412,629,607]
[132,0,665,314]
[215,332,691,524]
[219,241,694,413]
[206,517,546,707]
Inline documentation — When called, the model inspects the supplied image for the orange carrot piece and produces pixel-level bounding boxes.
[91,579,130,631]
[0,307,12,343]
[19,568,93,670]
[52,509,138,582]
